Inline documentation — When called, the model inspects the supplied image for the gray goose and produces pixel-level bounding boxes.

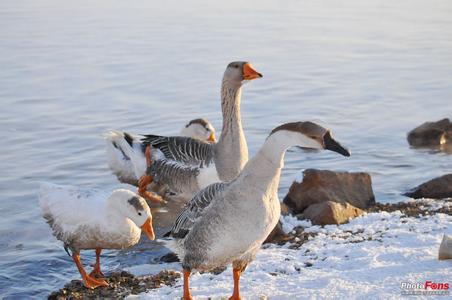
[164,121,350,300]
[121,62,262,202]
[104,118,216,188]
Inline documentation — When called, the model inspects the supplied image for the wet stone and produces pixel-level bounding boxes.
[48,270,180,300]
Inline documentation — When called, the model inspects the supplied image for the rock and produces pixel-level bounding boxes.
[283,169,375,214]
[439,234,452,260]
[407,118,452,147]
[280,202,291,215]
[301,201,364,225]
[159,252,180,263]
[264,221,288,244]
[48,270,180,299]
[404,174,452,199]
[368,200,452,217]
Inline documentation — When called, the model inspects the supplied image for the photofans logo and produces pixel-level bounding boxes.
[401,281,450,296]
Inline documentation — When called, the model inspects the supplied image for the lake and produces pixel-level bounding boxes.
[0,0,451,298]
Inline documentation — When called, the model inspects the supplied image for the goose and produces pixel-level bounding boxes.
[112,62,262,203]
[164,121,350,299]
[38,183,155,289]
[104,118,216,196]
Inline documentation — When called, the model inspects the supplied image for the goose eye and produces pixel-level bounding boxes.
[138,212,142,216]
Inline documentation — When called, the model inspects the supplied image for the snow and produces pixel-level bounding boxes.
[129,207,451,299]
[293,170,305,184]
[280,214,312,233]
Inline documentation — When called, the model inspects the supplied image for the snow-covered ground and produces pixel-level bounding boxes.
[128,204,451,299]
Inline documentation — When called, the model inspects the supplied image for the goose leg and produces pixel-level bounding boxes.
[72,252,108,289]
[89,248,104,278]
[138,146,165,204]
[183,269,193,300]
[229,267,241,300]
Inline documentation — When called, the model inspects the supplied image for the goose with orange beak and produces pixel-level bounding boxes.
[104,118,216,191]
[106,62,262,201]
[132,62,262,200]
[39,183,155,289]
[165,121,350,299]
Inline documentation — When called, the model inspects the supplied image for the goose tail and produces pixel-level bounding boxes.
[103,130,146,185]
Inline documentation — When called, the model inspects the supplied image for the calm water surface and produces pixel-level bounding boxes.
[1,0,451,298]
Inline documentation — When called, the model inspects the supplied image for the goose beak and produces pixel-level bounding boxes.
[141,218,155,240]
[208,132,216,142]
[323,131,351,157]
[243,63,263,80]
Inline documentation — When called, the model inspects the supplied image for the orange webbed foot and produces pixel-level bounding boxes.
[138,174,166,204]
[141,190,167,204]
[89,267,104,278]
[82,274,108,289]
[138,174,152,189]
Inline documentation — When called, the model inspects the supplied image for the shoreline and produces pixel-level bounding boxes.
[48,199,451,299]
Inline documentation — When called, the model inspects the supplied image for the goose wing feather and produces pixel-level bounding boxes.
[168,182,228,239]
[141,135,214,166]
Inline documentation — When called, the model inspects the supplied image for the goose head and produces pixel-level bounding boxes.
[110,189,155,240]
[223,61,262,86]
[268,121,351,156]
[180,118,216,142]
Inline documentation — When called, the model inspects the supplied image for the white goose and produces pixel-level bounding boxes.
[104,118,216,188]
[164,121,350,300]
[39,183,155,289]
[108,62,262,203]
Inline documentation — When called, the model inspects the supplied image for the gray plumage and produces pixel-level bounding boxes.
[127,196,146,212]
[168,182,228,239]
[141,135,214,167]
[148,159,201,194]
[165,121,350,275]
[105,62,259,197]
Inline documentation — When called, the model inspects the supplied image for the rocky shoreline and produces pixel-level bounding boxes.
[48,270,180,300]
[48,199,450,299]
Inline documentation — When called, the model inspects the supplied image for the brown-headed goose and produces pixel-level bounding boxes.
[39,183,155,289]
[112,62,262,203]
[104,118,216,190]
[164,121,350,300]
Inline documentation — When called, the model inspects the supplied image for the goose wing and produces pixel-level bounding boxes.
[167,182,228,239]
[38,183,108,246]
[148,159,201,194]
[141,135,214,166]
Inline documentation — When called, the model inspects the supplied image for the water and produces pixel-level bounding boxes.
[1,0,451,298]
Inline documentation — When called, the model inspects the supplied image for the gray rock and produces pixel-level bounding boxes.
[405,174,452,199]
[439,234,452,260]
[407,118,452,147]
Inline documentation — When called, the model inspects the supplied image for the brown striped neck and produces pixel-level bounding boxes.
[219,79,243,140]
[214,78,249,181]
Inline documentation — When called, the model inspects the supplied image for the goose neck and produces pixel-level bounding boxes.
[219,79,243,140]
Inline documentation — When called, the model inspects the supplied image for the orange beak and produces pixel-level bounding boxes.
[140,218,155,240]
[243,63,263,80]
[207,132,216,142]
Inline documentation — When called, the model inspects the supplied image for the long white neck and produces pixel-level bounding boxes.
[230,132,293,200]
[214,78,249,180]
[236,131,302,198]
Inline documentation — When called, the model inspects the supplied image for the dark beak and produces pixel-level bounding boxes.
[323,131,351,157]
